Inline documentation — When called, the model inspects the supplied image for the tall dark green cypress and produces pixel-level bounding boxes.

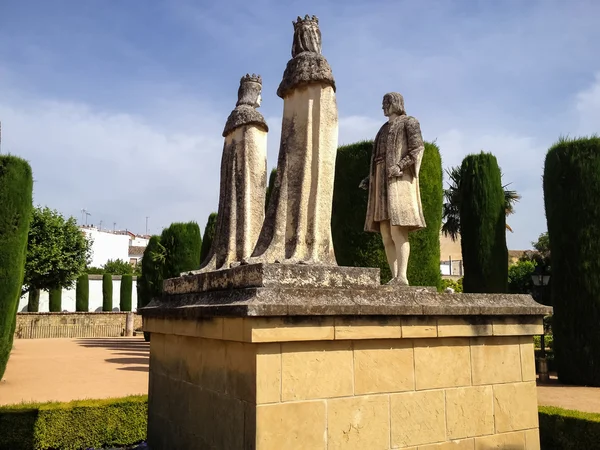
[544,136,600,385]
[160,222,202,278]
[119,274,133,312]
[102,274,113,312]
[27,288,40,312]
[138,235,164,341]
[331,141,391,282]
[0,155,33,380]
[459,152,507,293]
[49,288,62,312]
[200,213,217,264]
[76,274,89,312]
[407,142,443,289]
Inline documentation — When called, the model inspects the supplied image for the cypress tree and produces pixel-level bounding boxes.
[76,274,89,312]
[119,274,133,312]
[0,155,33,380]
[102,274,113,312]
[49,288,62,312]
[459,152,507,293]
[544,135,600,385]
[138,235,164,341]
[160,222,202,278]
[331,141,391,282]
[200,213,217,264]
[407,142,443,289]
[265,168,277,212]
[27,288,40,312]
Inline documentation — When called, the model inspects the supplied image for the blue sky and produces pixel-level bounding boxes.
[1,0,599,250]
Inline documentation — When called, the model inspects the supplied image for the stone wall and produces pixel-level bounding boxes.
[15,312,143,339]
[145,315,541,450]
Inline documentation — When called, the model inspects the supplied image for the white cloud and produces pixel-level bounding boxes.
[576,73,600,136]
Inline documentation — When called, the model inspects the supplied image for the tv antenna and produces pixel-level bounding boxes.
[81,208,91,226]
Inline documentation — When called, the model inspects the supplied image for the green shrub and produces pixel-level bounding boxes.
[440,278,463,293]
[103,259,133,275]
[75,274,89,312]
[102,274,113,312]
[160,222,202,278]
[331,140,391,282]
[539,405,600,450]
[119,274,133,312]
[0,395,147,450]
[27,288,40,312]
[48,288,62,312]
[200,212,217,264]
[459,152,508,293]
[406,142,443,289]
[544,136,600,385]
[0,155,33,381]
[508,259,536,294]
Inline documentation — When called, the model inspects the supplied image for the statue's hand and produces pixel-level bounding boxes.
[388,166,403,178]
[358,177,369,190]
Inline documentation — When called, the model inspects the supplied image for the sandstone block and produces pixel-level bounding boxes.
[390,390,446,447]
[402,317,437,338]
[200,338,227,394]
[493,382,539,432]
[414,338,471,389]
[524,428,541,450]
[256,343,281,404]
[256,401,326,450]
[225,341,256,401]
[335,317,401,339]
[281,340,353,400]
[470,336,522,385]
[446,386,494,439]
[492,317,543,336]
[223,318,245,341]
[246,317,335,342]
[196,317,224,339]
[520,336,536,381]
[474,431,525,449]
[327,395,390,449]
[354,339,414,394]
[419,438,475,450]
[437,317,492,337]
[179,336,202,385]
[172,318,196,337]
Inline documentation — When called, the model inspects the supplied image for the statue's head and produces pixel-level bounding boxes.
[382,92,406,117]
[291,15,321,58]
[237,74,263,108]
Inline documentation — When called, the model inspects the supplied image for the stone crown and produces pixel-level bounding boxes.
[240,73,262,85]
[293,14,319,30]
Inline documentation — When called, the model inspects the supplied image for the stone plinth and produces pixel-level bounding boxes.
[142,264,550,450]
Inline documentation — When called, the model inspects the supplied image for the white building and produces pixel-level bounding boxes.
[80,226,149,267]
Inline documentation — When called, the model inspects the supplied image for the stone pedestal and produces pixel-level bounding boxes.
[142,264,550,450]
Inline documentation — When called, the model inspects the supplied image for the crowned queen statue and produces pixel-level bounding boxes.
[249,15,339,265]
[199,74,268,271]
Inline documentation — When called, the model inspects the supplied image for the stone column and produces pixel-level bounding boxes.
[142,264,550,450]
[125,312,134,337]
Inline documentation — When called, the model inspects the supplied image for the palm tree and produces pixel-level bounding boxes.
[442,165,521,241]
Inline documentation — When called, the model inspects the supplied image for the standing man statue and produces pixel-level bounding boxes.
[360,92,426,285]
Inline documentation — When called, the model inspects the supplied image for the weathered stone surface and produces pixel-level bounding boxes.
[353,339,414,394]
[493,381,539,432]
[524,428,541,450]
[222,105,268,137]
[470,336,523,385]
[277,52,335,98]
[256,343,281,404]
[419,439,475,450]
[334,316,401,339]
[402,316,437,337]
[437,317,492,337]
[474,431,526,450]
[446,386,494,439]
[414,338,471,389]
[520,336,537,382]
[256,400,326,449]
[390,390,446,447]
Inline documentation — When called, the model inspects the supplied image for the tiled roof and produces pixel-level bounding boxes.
[129,246,146,256]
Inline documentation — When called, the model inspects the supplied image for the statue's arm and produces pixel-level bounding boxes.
[397,117,425,171]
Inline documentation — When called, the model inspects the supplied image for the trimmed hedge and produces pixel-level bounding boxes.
[27,288,40,313]
[539,405,600,449]
[102,274,112,312]
[48,288,62,312]
[160,222,202,278]
[0,155,33,381]
[75,274,89,312]
[200,212,217,264]
[119,274,133,312]
[0,395,147,450]
[544,136,600,385]
[406,142,443,289]
[459,152,508,293]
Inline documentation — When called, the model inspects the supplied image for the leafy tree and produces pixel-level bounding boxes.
[102,274,113,311]
[200,213,217,264]
[120,274,133,312]
[24,206,91,293]
[441,278,463,293]
[544,135,600,385]
[159,222,202,278]
[0,155,33,380]
[459,152,508,293]
[49,288,62,312]
[27,288,40,312]
[76,274,89,312]
[442,165,521,241]
[508,259,536,294]
[103,259,133,275]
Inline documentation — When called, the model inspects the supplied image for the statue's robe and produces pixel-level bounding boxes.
[199,105,268,271]
[249,52,338,264]
[364,115,426,233]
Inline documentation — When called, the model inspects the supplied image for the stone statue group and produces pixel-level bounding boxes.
[200,15,426,286]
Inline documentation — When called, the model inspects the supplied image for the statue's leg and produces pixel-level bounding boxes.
[379,220,397,277]
[390,225,410,285]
